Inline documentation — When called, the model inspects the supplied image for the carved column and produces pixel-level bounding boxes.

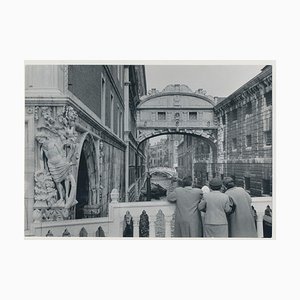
[124,66,130,202]
[256,212,264,238]
[149,216,156,237]
[133,218,140,237]
[165,215,173,237]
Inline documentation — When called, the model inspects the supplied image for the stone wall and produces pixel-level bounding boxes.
[68,65,124,133]
[215,65,272,196]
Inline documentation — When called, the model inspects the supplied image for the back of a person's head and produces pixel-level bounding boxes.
[182,176,192,187]
[223,177,235,189]
[209,177,222,191]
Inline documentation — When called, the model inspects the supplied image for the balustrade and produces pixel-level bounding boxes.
[31,189,272,238]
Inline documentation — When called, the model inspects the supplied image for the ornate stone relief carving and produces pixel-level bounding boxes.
[34,105,80,222]
[123,211,133,237]
[171,213,175,237]
[139,210,149,237]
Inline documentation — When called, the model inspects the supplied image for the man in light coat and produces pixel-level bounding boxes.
[198,177,233,237]
[167,176,203,237]
[223,177,257,238]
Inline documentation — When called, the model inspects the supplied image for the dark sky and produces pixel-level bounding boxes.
[145,64,264,97]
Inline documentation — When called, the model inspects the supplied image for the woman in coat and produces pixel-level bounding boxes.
[223,177,257,238]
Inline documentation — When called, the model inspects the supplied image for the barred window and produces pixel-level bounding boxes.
[262,179,272,195]
[246,135,252,147]
[189,112,197,120]
[232,138,237,150]
[246,102,252,115]
[158,112,166,120]
[265,91,272,106]
[264,130,272,146]
[232,109,238,121]
[245,177,251,191]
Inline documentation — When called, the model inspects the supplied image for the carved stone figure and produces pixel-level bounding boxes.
[35,105,79,211]
[139,210,149,237]
[36,133,76,208]
[123,211,133,237]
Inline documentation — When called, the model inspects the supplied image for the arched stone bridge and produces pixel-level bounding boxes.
[149,167,177,178]
[136,84,219,146]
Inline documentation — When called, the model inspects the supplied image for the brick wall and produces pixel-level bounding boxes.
[68,65,124,130]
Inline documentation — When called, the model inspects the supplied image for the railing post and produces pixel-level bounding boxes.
[256,212,264,238]
[165,215,172,237]
[149,216,156,237]
[133,218,140,237]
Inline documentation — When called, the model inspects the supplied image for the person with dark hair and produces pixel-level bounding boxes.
[167,175,203,237]
[198,177,233,237]
[223,177,257,238]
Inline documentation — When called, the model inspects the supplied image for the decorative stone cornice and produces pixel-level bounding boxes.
[214,65,272,113]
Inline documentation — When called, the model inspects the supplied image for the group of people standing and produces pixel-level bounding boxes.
[167,176,262,238]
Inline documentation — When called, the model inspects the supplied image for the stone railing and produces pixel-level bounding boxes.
[32,217,109,237]
[30,194,272,238]
[108,200,176,237]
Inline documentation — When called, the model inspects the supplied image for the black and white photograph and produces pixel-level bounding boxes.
[2,1,300,300]
[24,63,273,238]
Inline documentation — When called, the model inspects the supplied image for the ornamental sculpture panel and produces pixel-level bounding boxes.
[139,210,149,237]
[33,105,79,222]
[123,211,133,237]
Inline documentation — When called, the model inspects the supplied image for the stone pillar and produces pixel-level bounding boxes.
[124,66,130,202]
[111,188,119,203]
[133,218,140,237]
[256,212,264,238]
[149,216,156,237]
[165,216,172,237]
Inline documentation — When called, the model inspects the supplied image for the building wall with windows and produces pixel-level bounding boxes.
[24,64,146,235]
[177,136,214,187]
[215,65,273,196]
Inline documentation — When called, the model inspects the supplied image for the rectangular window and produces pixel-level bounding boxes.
[232,138,237,150]
[119,111,123,138]
[158,112,166,120]
[120,66,123,87]
[245,177,251,191]
[110,93,114,130]
[189,112,197,120]
[116,105,120,137]
[246,102,252,115]
[246,135,252,147]
[222,140,226,152]
[265,91,272,106]
[101,76,106,122]
[264,130,272,146]
[232,109,238,121]
[262,179,272,195]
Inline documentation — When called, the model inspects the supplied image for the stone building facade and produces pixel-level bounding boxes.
[25,65,146,234]
[177,136,213,186]
[214,65,272,196]
[176,65,273,196]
